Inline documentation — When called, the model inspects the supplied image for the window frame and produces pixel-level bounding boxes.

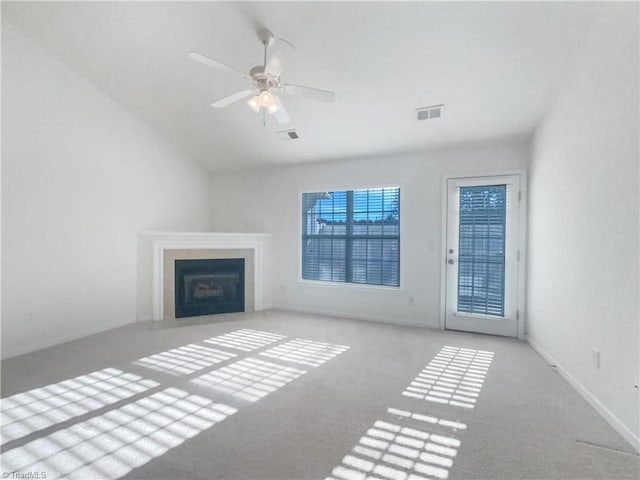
[298,183,404,291]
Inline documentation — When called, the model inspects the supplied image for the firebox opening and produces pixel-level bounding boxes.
[175,258,245,318]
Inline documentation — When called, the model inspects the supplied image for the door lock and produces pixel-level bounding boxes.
[448,259,455,265]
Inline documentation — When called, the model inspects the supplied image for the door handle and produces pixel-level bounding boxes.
[448,259,455,265]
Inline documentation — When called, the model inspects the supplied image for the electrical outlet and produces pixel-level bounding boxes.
[592,348,600,369]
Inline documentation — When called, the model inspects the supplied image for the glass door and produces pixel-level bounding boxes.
[445,175,521,337]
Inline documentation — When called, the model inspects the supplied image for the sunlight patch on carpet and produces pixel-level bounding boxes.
[203,329,286,352]
[260,338,349,367]
[134,344,236,375]
[0,388,236,479]
[1,369,159,443]
[191,357,306,403]
[402,346,494,409]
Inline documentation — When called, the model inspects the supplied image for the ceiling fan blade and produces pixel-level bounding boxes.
[210,89,255,108]
[273,96,291,124]
[188,51,247,79]
[266,39,296,77]
[283,84,335,103]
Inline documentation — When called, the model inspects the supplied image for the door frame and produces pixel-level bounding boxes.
[439,169,527,339]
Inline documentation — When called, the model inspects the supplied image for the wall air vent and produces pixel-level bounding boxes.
[416,104,444,121]
[276,129,300,141]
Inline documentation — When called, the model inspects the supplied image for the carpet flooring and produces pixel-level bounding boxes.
[1,309,638,479]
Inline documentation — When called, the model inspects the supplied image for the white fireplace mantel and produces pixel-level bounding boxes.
[140,231,272,321]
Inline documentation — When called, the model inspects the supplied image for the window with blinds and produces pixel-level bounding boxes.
[302,188,400,287]
[457,184,507,316]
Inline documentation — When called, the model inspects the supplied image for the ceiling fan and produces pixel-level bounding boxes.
[188,28,335,125]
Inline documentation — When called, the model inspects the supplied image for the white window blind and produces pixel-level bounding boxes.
[302,188,400,287]
[457,184,507,316]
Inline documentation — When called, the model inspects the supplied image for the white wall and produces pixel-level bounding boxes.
[209,139,528,327]
[527,5,639,449]
[1,22,212,358]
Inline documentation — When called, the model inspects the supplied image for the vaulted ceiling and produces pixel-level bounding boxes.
[3,2,601,172]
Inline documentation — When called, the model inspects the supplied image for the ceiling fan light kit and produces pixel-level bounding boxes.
[247,95,260,113]
[247,89,279,114]
[189,28,335,125]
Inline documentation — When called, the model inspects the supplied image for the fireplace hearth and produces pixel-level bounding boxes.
[174,258,245,318]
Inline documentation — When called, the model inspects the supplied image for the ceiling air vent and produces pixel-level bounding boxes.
[416,104,444,121]
[277,129,300,141]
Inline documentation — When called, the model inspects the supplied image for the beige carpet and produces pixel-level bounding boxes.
[1,309,638,479]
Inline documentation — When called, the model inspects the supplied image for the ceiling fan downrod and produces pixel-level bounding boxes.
[258,29,274,68]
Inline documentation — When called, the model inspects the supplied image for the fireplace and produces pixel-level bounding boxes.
[144,233,267,321]
[174,258,245,318]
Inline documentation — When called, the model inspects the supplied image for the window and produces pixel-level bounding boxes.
[301,187,400,287]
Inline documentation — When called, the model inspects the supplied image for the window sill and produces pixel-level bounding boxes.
[297,278,403,292]
[454,311,506,320]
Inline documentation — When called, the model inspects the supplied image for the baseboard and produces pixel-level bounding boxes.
[1,318,135,360]
[271,303,435,329]
[526,335,640,452]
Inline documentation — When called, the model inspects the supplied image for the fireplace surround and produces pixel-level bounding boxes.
[141,232,271,321]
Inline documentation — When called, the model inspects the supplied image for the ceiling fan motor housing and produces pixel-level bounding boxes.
[249,66,280,92]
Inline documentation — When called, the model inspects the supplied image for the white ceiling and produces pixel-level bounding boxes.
[3,2,601,172]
